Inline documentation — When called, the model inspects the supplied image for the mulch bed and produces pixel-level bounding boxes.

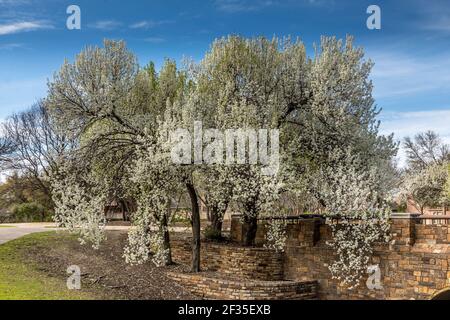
[22,230,199,300]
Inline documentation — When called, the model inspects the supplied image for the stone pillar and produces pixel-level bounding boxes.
[291,218,323,247]
[390,213,420,246]
[230,215,243,243]
[231,217,272,246]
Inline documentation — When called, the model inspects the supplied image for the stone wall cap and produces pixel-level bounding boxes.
[391,212,421,219]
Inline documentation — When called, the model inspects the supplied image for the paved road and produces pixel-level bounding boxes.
[0,223,188,245]
[0,223,56,245]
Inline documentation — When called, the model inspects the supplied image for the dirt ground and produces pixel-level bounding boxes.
[22,230,198,300]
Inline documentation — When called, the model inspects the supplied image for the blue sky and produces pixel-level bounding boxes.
[0,0,449,163]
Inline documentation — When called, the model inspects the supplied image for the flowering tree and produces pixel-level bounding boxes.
[186,36,309,245]
[123,102,192,266]
[184,35,397,256]
[311,149,391,288]
[46,41,203,271]
[401,131,450,212]
[298,37,398,287]
[123,139,179,266]
[400,162,449,213]
[194,166,233,239]
[48,160,107,249]
[43,36,398,286]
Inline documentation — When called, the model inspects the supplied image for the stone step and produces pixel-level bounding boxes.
[166,271,318,300]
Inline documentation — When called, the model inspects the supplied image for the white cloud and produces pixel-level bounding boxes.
[214,0,331,12]
[130,21,149,29]
[144,37,166,43]
[0,0,30,5]
[416,1,450,35]
[369,50,450,98]
[215,0,276,13]
[0,43,24,50]
[379,109,450,167]
[130,20,173,29]
[89,20,122,31]
[423,16,450,33]
[0,21,51,35]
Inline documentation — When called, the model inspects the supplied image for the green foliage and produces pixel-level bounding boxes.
[203,226,223,241]
[11,202,49,222]
[0,173,53,223]
[395,201,408,213]
[170,212,190,225]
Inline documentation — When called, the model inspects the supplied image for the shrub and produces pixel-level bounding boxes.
[203,226,223,241]
[11,203,49,222]
[170,212,191,226]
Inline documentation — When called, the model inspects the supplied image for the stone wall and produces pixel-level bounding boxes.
[167,272,318,300]
[171,240,284,281]
[231,213,450,300]
[415,224,450,244]
[170,239,318,300]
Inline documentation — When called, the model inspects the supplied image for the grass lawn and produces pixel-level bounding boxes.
[0,231,195,300]
[0,232,96,300]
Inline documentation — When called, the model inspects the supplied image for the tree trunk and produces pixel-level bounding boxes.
[186,183,201,272]
[123,200,130,222]
[242,215,258,246]
[206,206,211,222]
[160,213,173,265]
[119,199,127,222]
[210,207,223,237]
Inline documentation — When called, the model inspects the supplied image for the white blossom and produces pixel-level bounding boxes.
[399,162,449,212]
[315,148,391,289]
[49,161,107,249]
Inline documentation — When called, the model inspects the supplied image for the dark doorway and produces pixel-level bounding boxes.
[432,289,450,300]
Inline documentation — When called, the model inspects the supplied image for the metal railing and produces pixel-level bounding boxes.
[415,215,450,225]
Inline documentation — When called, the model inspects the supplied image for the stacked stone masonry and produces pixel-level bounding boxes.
[171,241,284,281]
[167,272,318,300]
[170,240,318,300]
[231,214,450,300]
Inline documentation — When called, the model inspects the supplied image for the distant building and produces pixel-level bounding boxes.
[104,199,135,221]
[406,197,448,216]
